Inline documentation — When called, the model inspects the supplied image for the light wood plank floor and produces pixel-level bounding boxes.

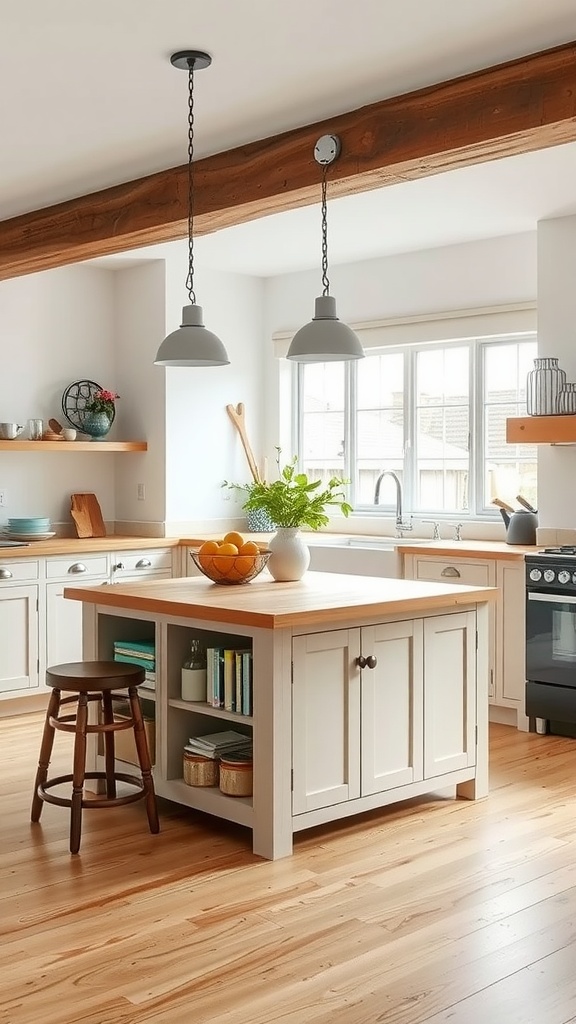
[2,715,576,1024]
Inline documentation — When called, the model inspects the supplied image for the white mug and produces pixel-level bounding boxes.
[62,428,77,441]
[0,422,24,440]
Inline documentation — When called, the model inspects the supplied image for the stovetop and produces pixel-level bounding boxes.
[541,546,576,555]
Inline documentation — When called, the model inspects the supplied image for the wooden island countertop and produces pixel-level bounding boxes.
[65,570,497,630]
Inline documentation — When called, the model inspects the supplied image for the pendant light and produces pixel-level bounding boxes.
[287,134,364,363]
[155,50,229,367]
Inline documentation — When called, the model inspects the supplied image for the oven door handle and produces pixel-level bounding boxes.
[528,592,576,605]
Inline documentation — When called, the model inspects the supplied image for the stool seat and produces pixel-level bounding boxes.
[31,660,159,854]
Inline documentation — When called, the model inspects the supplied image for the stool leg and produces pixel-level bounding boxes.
[31,687,61,822]
[101,691,117,799]
[70,693,88,854]
[128,687,160,834]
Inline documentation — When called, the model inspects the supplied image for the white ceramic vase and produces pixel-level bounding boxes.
[268,527,310,582]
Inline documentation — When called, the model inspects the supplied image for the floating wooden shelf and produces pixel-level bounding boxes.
[506,415,576,445]
[0,440,147,452]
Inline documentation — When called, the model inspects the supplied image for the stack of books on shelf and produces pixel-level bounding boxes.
[207,646,253,715]
[184,730,252,761]
[113,639,156,690]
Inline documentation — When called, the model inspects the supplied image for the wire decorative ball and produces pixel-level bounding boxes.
[190,550,270,585]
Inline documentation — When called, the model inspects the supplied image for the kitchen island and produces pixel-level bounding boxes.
[65,571,497,859]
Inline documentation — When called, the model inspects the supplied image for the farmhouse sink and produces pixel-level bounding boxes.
[308,535,435,549]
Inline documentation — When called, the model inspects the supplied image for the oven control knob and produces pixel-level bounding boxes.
[529,568,542,582]
[544,569,556,583]
[558,570,571,584]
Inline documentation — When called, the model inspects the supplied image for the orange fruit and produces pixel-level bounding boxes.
[223,531,245,549]
[215,542,238,575]
[235,554,258,577]
[239,540,259,555]
[197,540,219,571]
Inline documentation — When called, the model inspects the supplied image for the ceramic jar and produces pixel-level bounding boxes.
[556,383,576,415]
[526,357,566,415]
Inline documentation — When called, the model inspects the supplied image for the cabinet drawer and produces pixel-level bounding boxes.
[46,555,109,579]
[111,549,173,577]
[410,557,494,587]
[0,559,40,582]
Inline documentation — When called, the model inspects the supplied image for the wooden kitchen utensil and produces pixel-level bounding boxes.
[492,498,516,514]
[226,403,261,483]
[48,418,63,434]
[70,493,106,538]
[516,494,537,513]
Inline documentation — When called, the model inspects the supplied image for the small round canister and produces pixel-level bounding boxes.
[219,751,253,797]
[183,751,219,787]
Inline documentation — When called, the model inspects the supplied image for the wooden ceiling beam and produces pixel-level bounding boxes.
[1,39,576,281]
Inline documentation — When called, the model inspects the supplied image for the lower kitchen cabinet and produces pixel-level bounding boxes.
[0,558,41,694]
[292,611,476,816]
[404,553,526,728]
[45,555,109,667]
[0,545,177,704]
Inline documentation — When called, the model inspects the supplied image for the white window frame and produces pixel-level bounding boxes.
[276,304,538,521]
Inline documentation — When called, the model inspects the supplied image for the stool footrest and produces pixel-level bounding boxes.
[37,771,146,809]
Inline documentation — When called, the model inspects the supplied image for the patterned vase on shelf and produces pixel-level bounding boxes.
[556,383,576,415]
[82,410,112,439]
[526,357,566,416]
[267,527,310,582]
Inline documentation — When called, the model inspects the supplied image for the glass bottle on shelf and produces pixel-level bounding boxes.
[181,638,207,702]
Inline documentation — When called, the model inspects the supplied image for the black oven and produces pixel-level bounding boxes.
[525,548,576,736]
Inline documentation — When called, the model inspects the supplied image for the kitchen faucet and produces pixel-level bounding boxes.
[373,470,413,535]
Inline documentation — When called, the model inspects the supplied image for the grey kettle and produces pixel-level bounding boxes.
[500,508,538,545]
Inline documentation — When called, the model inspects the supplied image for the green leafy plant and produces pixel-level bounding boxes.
[225,449,352,530]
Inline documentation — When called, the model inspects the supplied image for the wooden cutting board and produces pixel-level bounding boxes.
[70,493,106,538]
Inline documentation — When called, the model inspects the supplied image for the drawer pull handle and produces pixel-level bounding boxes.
[135,558,152,568]
[0,567,13,580]
[68,562,87,574]
[113,562,125,571]
[356,655,378,669]
[441,566,461,578]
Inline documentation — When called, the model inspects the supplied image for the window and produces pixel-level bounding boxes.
[297,335,537,518]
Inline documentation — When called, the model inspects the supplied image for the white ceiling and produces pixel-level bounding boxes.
[3,0,576,273]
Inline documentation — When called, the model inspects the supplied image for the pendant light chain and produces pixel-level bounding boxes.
[320,163,330,297]
[186,65,196,304]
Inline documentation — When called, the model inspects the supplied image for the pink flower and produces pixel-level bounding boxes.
[87,388,120,415]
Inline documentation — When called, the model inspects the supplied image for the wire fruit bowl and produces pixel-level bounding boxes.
[190,550,270,585]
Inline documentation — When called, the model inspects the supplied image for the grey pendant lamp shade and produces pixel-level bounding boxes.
[155,51,229,368]
[287,135,364,363]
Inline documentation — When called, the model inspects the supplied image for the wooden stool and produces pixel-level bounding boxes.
[31,661,160,854]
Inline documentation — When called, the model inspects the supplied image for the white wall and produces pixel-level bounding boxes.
[113,261,167,526]
[0,265,117,526]
[537,215,576,529]
[162,250,266,530]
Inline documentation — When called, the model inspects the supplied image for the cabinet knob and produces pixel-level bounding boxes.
[0,567,13,580]
[135,558,152,568]
[113,562,125,571]
[441,566,461,578]
[67,562,87,574]
[356,654,378,669]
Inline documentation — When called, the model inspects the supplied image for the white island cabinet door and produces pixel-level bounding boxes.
[423,611,477,778]
[292,628,361,814]
[0,584,39,693]
[361,620,424,795]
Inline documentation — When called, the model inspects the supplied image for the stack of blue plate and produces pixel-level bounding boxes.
[4,517,55,540]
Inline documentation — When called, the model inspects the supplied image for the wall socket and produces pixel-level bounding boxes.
[137,483,145,501]
[0,490,6,507]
